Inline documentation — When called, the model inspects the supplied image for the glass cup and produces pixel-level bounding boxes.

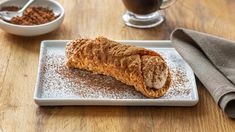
[122,0,176,28]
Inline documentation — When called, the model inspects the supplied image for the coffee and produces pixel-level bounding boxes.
[122,0,163,15]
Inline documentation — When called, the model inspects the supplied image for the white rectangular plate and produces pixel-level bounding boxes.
[34,40,198,106]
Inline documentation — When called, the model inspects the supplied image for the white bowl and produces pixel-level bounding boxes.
[0,0,64,36]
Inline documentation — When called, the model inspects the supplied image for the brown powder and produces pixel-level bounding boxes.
[38,48,193,99]
[0,6,57,25]
[1,6,19,11]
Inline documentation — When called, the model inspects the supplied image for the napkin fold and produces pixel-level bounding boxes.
[170,28,235,118]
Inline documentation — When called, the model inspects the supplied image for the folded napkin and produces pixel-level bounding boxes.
[170,28,235,118]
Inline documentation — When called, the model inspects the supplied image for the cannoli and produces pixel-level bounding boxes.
[66,36,171,98]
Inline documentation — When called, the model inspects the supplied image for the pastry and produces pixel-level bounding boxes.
[66,36,171,98]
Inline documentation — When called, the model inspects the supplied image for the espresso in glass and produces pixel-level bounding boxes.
[122,0,162,15]
[122,0,176,28]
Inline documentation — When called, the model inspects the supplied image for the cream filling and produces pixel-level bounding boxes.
[144,66,169,90]
[152,67,168,89]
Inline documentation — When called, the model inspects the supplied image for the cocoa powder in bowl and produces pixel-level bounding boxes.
[0,6,58,25]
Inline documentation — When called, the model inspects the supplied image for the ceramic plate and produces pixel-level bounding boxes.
[34,40,198,106]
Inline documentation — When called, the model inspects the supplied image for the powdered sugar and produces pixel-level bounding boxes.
[38,47,194,100]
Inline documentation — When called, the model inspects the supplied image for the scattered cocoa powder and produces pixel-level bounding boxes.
[38,48,194,99]
[0,6,58,25]
[1,6,19,11]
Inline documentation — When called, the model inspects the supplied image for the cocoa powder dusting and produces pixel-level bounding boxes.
[1,6,19,11]
[0,6,57,25]
[38,48,193,99]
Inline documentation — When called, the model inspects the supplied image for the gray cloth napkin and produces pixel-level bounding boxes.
[170,28,235,118]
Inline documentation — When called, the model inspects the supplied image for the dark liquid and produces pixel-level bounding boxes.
[122,0,163,15]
